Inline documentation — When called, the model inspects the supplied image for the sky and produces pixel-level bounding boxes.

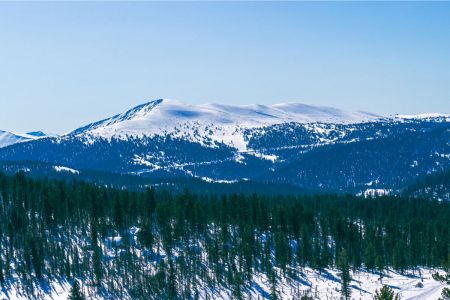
[0,2,449,134]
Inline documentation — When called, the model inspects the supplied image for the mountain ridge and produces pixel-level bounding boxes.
[64,98,384,152]
[3,99,448,150]
[68,98,382,137]
[0,99,448,195]
[0,130,42,148]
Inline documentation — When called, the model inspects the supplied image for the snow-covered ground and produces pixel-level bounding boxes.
[0,279,71,300]
[247,268,446,300]
[0,268,445,300]
[0,224,446,300]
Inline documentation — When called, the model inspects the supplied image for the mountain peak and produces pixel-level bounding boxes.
[115,99,164,120]
[0,130,39,148]
[69,99,168,136]
[68,99,383,140]
[26,131,48,137]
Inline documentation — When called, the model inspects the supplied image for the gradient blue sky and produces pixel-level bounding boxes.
[1,2,449,133]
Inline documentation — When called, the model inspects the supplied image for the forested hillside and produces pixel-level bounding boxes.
[404,169,450,201]
[0,160,308,195]
[0,172,448,299]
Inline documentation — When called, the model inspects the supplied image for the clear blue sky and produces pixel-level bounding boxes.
[1,2,449,133]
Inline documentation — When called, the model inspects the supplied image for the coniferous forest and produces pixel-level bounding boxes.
[0,171,448,299]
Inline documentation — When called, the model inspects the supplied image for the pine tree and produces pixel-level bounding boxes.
[269,269,279,300]
[168,259,177,300]
[375,255,384,275]
[364,243,376,271]
[374,285,400,300]
[68,280,85,300]
[337,249,351,300]
[92,246,102,286]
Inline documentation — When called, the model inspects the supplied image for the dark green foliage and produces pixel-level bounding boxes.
[364,243,377,271]
[337,249,351,300]
[0,171,448,299]
[68,280,85,300]
[374,285,401,300]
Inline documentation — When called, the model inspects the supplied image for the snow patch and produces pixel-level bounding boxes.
[53,165,80,174]
[357,189,392,198]
[244,151,278,162]
[200,177,239,184]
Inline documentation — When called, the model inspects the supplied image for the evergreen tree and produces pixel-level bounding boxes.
[374,285,401,300]
[337,249,351,300]
[168,259,177,300]
[269,269,279,300]
[92,247,103,286]
[365,243,376,271]
[68,280,85,300]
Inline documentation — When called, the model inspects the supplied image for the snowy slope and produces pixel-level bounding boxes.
[272,102,381,123]
[395,113,450,122]
[0,130,36,148]
[68,99,381,151]
[0,267,445,300]
[0,130,51,148]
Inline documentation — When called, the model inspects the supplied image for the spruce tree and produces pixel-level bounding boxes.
[337,249,351,300]
[269,269,279,300]
[365,243,376,271]
[68,280,85,300]
[374,285,400,300]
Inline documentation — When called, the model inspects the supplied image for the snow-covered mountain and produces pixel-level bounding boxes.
[0,99,448,194]
[0,130,52,148]
[68,99,380,151]
[0,130,36,148]
[395,113,450,122]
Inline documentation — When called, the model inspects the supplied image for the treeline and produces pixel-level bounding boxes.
[0,171,448,299]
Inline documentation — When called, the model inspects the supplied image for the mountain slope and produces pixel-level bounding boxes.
[67,99,380,151]
[0,130,36,148]
[275,122,450,192]
[0,130,52,148]
[0,99,448,194]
